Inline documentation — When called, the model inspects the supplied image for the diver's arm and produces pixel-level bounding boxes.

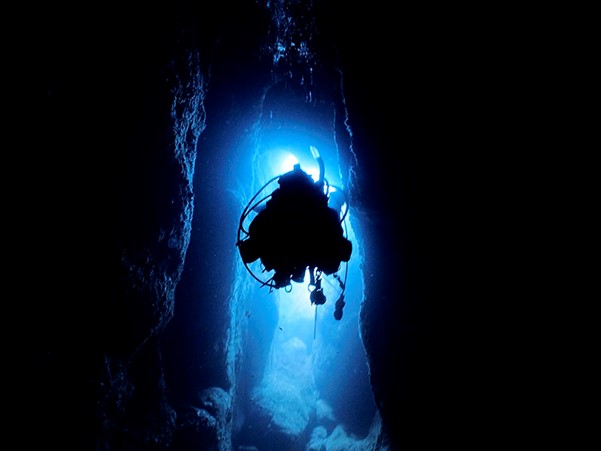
[310,145,324,186]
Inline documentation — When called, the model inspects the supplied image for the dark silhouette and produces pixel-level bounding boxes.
[237,163,352,296]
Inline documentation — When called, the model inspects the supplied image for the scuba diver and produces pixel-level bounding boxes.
[237,146,352,320]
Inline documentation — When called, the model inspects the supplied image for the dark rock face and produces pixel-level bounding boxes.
[26,11,208,450]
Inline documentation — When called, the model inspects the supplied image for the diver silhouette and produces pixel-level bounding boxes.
[238,163,352,291]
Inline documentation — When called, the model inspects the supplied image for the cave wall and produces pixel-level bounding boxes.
[26,10,208,450]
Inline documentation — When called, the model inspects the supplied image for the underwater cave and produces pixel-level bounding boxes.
[22,1,517,450]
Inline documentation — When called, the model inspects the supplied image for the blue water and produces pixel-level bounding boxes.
[228,126,377,450]
[192,1,380,448]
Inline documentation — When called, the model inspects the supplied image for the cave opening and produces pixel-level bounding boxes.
[169,1,385,447]
[223,87,377,450]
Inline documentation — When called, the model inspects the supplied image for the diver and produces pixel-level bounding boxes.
[237,147,352,320]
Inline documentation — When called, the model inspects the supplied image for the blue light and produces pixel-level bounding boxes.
[270,147,320,182]
[233,113,375,448]
[279,152,299,174]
